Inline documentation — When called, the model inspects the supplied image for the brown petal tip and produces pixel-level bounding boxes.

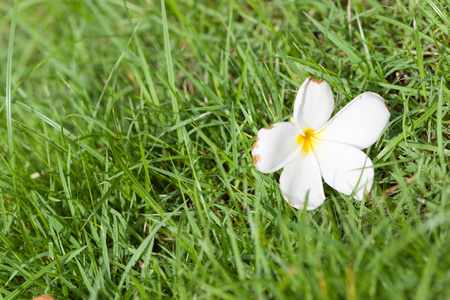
[310,78,324,84]
[287,200,297,207]
[252,137,260,150]
[367,91,391,112]
[281,192,297,208]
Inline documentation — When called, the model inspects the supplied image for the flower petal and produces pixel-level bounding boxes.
[252,122,300,173]
[293,76,335,132]
[279,153,325,210]
[314,141,374,200]
[318,92,390,149]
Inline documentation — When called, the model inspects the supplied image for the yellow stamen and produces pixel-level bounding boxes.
[297,128,319,154]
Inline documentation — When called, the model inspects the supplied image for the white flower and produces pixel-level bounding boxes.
[252,77,390,210]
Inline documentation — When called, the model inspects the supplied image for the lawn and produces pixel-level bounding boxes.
[0,0,449,299]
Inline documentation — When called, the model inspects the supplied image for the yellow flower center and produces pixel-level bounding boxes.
[297,128,319,154]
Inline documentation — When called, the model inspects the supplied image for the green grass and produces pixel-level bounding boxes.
[0,0,449,299]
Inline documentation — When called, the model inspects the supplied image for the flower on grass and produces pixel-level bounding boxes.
[252,77,390,210]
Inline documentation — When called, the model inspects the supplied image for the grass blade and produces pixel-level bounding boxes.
[5,0,19,169]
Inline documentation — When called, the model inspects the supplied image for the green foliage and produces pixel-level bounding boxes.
[0,0,449,299]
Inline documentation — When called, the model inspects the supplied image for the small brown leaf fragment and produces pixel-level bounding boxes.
[31,295,55,300]
[252,154,261,164]
[384,174,418,196]
[30,172,40,179]
[263,125,274,130]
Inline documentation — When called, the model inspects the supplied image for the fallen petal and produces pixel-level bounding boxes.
[279,153,325,210]
[318,92,390,149]
[252,122,300,173]
[293,76,335,132]
[315,141,374,200]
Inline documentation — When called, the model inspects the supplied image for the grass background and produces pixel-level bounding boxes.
[0,0,449,299]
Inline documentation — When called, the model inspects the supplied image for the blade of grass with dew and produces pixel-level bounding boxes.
[161,0,182,143]
[92,23,140,119]
[5,0,19,172]
[436,77,446,176]
[413,16,427,99]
